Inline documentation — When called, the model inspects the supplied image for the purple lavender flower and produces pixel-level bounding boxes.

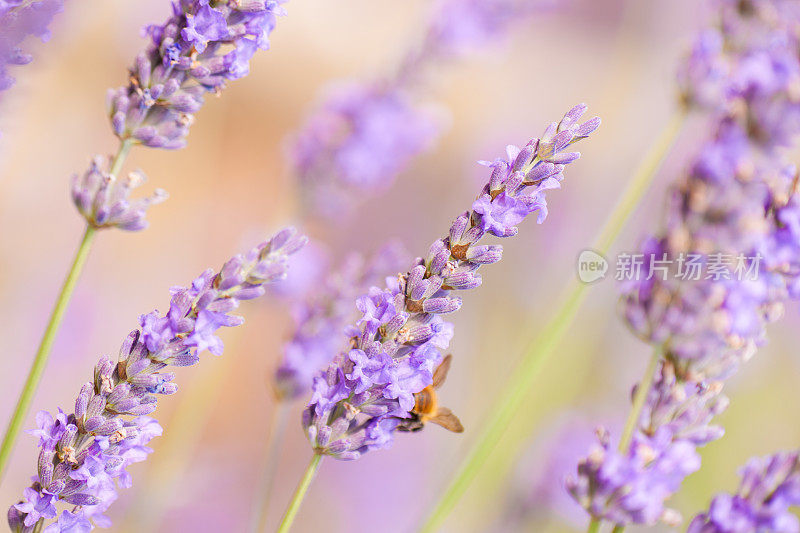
[290,83,440,217]
[688,451,800,533]
[302,105,599,460]
[274,243,408,400]
[496,414,599,530]
[569,2,800,528]
[107,0,287,149]
[678,0,800,149]
[70,155,167,232]
[0,0,63,92]
[288,0,552,216]
[8,228,305,532]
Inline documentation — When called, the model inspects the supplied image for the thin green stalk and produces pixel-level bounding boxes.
[0,225,96,481]
[251,401,290,533]
[603,347,662,533]
[587,518,601,533]
[618,347,661,453]
[0,139,133,483]
[418,110,686,533]
[276,452,323,533]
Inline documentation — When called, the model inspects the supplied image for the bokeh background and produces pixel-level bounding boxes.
[1,0,799,531]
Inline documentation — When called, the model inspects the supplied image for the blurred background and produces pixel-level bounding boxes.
[1,0,799,531]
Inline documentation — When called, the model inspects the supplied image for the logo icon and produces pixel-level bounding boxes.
[577,249,608,283]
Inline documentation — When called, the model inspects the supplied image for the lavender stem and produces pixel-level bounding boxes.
[276,452,323,533]
[419,110,685,533]
[252,401,290,533]
[0,225,96,483]
[0,139,134,482]
[617,347,661,453]
[587,518,601,533]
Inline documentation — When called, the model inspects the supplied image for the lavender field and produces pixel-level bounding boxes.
[1,1,800,532]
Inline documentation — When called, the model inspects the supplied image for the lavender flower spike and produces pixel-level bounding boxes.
[0,0,63,92]
[568,2,800,529]
[108,0,287,149]
[688,451,800,533]
[303,105,599,460]
[7,228,306,532]
[71,155,167,232]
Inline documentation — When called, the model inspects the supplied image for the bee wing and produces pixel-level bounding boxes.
[432,354,453,389]
[429,407,464,433]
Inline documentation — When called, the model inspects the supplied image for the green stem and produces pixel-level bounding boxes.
[276,453,323,533]
[251,401,290,533]
[618,347,661,454]
[0,225,96,482]
[109,139,133,178]
[0,140,133,483]
[601,348,662,533]
[587,518,601,533]
[418,110,686,533]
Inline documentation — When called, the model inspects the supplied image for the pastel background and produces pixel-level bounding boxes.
[1,0,798,532]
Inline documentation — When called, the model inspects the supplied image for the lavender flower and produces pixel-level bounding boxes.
[7,228,305,532]
[107,0,286,150]
[274,243,408,400]
[568,1,800,528]
[678,0,800,149]
[688,451,800,533]
[70,155,167,232]
[291,83,440,217]
[289,0,551,216]
[302,105,599,460]
[496,415,597,530]
[0,0,63,92]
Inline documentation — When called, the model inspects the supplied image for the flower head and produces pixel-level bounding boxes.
[108,0,287,149]
[302,105,598,460]
[71,156,167,232]
[688,451,800,533]
[8,228,305,531]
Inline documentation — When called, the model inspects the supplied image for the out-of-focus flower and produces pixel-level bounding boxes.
[7,229,306,532]
[496,414,598,530]
[274,242,408,400]
[688,451,800,533]
[0,0,63,92]
[289,0,554,216]
[568,1,800,528]
[108,0,287,149]
[302,105,599,460]
[70,155,167,232]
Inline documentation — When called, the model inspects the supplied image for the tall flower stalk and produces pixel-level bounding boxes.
[567,1,800,530]
[6,228,306,532]
[418,109,686,533]
[0,0,288,480]
[273,105,600,531]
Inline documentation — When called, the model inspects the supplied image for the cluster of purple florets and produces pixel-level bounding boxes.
[0,0,62,92]
[7,229,305,532]
[689,451,800,532]
[108,0,286,149]
[274,243,408,400]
